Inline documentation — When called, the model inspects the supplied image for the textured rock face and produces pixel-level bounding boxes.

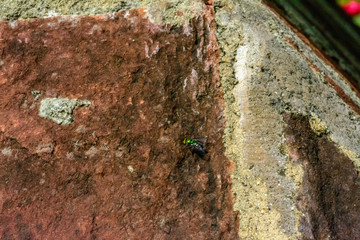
[284,114,360,240]
[216,0,360,239]
[0,9,238,239]
[2,1,360,239]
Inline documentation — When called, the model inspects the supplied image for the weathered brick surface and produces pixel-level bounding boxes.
[0,9,238,239]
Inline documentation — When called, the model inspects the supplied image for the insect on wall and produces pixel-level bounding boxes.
[183,137,207,158]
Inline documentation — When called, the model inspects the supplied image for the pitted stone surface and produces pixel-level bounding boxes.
[0,9,238,239]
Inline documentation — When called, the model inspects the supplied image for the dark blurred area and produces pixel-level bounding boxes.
[264,0,360,89]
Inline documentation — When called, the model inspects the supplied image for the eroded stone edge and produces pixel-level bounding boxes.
[0,0,206,27]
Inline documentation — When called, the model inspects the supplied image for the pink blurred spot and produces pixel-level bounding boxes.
[342,0,360,15]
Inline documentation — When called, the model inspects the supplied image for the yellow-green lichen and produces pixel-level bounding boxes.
[309,114,328,136]
[337,145,360,171]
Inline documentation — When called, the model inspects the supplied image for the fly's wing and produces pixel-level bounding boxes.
[192,137,207,147]
[192,137,207,158]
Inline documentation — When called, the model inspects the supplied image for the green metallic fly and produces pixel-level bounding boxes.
[183,138,206,157]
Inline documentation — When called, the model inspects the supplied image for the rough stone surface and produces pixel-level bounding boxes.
[215,0,360,239]
[284,114,360,240]
[0,9,239,239]
[263,0,360,85]
[0,0,206,27]
[1,0,360,239]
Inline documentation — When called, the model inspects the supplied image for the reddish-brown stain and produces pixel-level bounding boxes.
[284,114,360,240]
[0,9,239,239]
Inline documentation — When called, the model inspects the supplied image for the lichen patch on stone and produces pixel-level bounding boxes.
[39,97,91,125]
[1,147,12,156]
[309,114,328,136]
